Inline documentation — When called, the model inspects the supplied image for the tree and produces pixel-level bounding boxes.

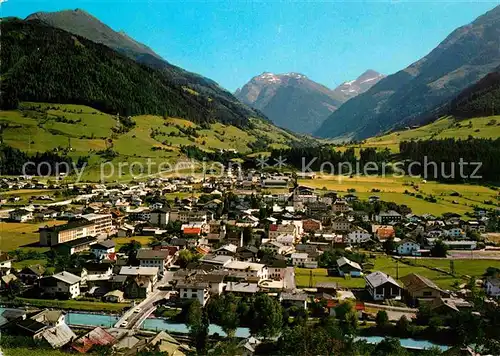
[396,315,411,336]
[336,300,358,336]
[186,300,203,329]
[372,337,408,356]
[119,240,142,264]
[431,240,448,257]
[375,310,390,329]
[207,294,240,338]
[186,300,209,353]
[177,249,201,268]
[242,226,253,245]
[449,310,483,345]
[383,238,396,254]
[416,303,432,326]
[250,293,283,338]
[209,340,240,355]
[6,279,22,298]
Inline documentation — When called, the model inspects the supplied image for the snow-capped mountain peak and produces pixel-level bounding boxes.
[332,70,385,101]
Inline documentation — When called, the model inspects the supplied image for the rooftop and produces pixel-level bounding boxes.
[364,271,400,288]
[119,266,159,276]
[48,271,81,285]
[136,249,171,260]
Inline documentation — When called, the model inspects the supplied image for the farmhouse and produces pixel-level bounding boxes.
[401,273,445,300]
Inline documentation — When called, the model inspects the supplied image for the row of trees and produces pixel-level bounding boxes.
[185,293,284,353]
[0,144,86,176]
[399,138,500,182]
[268,146,392,173]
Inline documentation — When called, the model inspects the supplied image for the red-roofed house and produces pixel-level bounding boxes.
[182,227,202,237]
[72,327,116,353]
[372,225,395,241]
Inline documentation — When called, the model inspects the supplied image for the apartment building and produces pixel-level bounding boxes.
[81,214,113,235]
[39,220,96,246]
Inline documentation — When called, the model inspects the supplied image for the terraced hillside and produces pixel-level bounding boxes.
[0,103,305,181]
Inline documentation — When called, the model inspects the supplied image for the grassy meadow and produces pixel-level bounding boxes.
[348,115,500,153]
[295,256,500,290]
[0,220,66,252]
[13,297,130,313]
[112,236,155,250]
[299,175,499,216]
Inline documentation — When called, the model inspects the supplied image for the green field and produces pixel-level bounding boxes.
[299,175,499,216]
[410,258,500,278]
[12,259,48,269]
[350,115,500,153]
[14,297,130,313]
[295,256,500,290]
[113,236,155,250]
[3,348,73,356]
[0,220,66,252]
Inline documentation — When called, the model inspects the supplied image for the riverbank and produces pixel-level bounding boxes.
[2,298,130,313]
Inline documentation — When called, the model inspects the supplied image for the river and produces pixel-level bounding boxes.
[0,308,450,350]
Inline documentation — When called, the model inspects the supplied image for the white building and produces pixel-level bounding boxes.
[90,240,116,260]
[81,213,113,236]
[224,261,268,281]
[485,277,500,298]
[444,227,465,239]
[177,282,211,306]
[136,250,172,275]
[268,224,298,241]
[290,253,317,268]
[150,208,170,227]
[119,266,159,285]
[345,228,372,244]
[40,271,81,299]
[260,241,289,255]
[267,260,288,280]
[177,274,225,306]
[276,234,295,247]
[9,209,33,222]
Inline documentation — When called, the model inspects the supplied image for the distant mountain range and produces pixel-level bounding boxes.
[316,5,500,140]
[235,70,383,134]
[17,9,262,127]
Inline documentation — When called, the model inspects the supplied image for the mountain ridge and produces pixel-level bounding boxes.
[0,17,258,127]
[23,9,262,124]
[235,70,383,134]
[316,5,500,140]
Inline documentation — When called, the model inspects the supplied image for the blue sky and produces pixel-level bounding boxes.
[2,1,499,91]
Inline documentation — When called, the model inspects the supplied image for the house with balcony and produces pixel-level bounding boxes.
[364,271,402,301]
[40,271,81,299]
